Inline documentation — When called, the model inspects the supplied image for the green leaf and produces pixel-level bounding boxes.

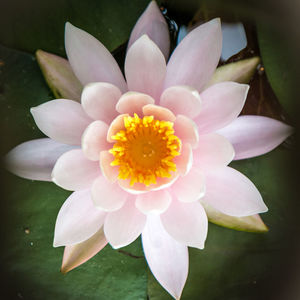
[0,0,149,56]
[1,45,147,299]
[148,149,294,299]
[36,49,82,101]
[257,23,294,119]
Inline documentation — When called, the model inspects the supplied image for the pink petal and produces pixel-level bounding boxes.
[173,143,193,176]
[82,121,110,161]
[174,115,199,148]
[142,214,188,299]
[161,197,208,249]
[99,151,119,182]
[164,18,222,91]
[4,138,75,181]
[142,104,176,122]
[160,86,202,119]
[104,198,146,248]
[217,115,294,160]
[107,114,128,143]
[31,99,92,145]
[193,133,234,169]
[61,227,107,273]
[118,172,179,194]
[116,92,155,116]
[65,22,127,92]
[135,190,172,214]
[81,82,121,124]
[127,1,170,60]
[125,35,166,101]
[203,166,268,217]
[54,190,106,247]
[195,82,249,134]
[170,167,205,203]
[91,176,128,211]
[52,149,100,191]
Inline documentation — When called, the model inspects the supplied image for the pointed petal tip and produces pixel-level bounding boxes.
[60,265,70,274]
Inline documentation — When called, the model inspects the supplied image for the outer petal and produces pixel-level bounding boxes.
[195,82,249,134]
[174,115,199,148]
[82,120,110,161]
[91,176,128,211]
[135,190,172,214]
[142,214,188,300]
[161,197,208,249]
[31,99,92,145]
[61,227,107,273]
[4,138,75,181]
[52,149,100,191]
[127,1,170,60]
[54,190,106,247]
[160,86,202,119]
[217,115,294,160]
[116,92,155,116]
[170,167,205,203]
[104,198,146,248]
[164,18,222,92]
[65,23,127,92]
[193,133,235,169]
[81,82,121,124]
[203,166,268,217]
[125,35,166,101]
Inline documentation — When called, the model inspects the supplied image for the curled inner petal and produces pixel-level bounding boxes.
[109,113,181,186]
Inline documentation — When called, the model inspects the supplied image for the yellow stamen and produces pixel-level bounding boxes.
[109,113,181,186]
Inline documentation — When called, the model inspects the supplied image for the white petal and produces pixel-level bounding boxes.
[193,133,235,169]
[203,166,268,217]
[65,23,127,92]
[170,167,205,203]
[217,115,294,160]
[174,115,199,148]
[161,197,208,249]
[195,82,249,134]
[81,82,121,124]
[104,198,146,248]
[127,1,170,60]
[164,18,222,91]
[31,99,92,145]
[135,190,172,214]
[116,91,155,116]
[125,35,166,101]
[4,138,75,181]
[81,120,110,161]
[142,214,188,299]
[160,85,202,119]
[91,176,128,211]
[52,149,100,191]
[54,190,106,247]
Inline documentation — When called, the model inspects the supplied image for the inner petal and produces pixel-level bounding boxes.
[109,113,181,187]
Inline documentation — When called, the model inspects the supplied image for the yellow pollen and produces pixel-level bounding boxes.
[109,113,181,186]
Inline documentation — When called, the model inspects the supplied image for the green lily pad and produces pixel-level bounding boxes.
[0,0,149,56]
[257,23,295,120]
[0,45,147,300]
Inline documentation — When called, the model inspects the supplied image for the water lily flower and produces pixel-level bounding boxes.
[5,1,293,299]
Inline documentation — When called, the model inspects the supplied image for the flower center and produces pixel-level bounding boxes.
[109,113,181,186]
